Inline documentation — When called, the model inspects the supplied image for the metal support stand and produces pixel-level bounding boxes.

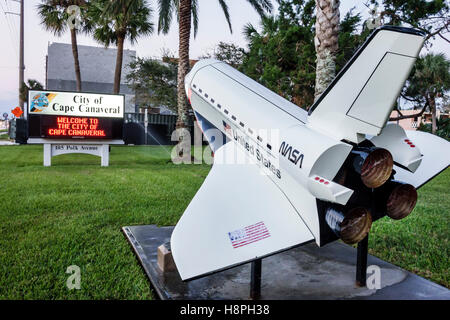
[356,187,376,287]
[250,258,262,300]
[356,234,369,287]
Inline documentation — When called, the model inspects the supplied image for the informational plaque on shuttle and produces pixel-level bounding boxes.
[27,90,124,166]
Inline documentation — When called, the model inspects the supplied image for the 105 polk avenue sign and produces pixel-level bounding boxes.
[27,90,124,140]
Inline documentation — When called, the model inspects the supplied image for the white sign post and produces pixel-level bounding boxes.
[144,108,148,145]
[43,142,110,167]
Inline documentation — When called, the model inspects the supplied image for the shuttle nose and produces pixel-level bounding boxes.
[185,70,194,97]
[184,59,223,96]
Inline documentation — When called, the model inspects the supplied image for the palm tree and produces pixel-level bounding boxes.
[419,117,450,141]
[38,0,88,92]
[88,0,154,94]
[20,79,44,103]
[406,53,450,134]
[314,0,340,101]
[157,0,273,128]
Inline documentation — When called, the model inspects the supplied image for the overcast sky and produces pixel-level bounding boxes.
[0,0,448,116]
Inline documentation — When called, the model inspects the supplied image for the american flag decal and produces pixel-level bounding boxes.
[223,120,232,135]
[228,222,270,249]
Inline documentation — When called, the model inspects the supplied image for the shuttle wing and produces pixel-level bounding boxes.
[392,130,450,189]
[308,26,425,143]
[171,142,314,281]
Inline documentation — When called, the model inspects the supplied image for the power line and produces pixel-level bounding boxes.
[0,0,18,57]
[5,0,19,47]
[5,0,19,38]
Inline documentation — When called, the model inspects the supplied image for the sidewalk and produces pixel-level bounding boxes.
[0,140,18,145]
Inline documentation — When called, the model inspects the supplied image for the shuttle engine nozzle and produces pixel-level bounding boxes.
[376,181,418,220]
[325,206,372,244]
[351,147,394,188]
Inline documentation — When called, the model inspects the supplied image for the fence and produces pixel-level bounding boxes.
[124,113,196,145]
[10,114,198,145]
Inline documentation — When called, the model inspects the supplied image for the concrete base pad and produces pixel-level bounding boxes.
[122,225,450,300]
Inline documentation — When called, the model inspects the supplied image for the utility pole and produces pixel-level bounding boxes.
[5,0,24,113]
[18,0,24,112]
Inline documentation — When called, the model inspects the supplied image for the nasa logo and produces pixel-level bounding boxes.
[279,141,304,168]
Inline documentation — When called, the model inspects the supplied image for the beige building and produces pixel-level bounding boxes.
[389,109,449,130]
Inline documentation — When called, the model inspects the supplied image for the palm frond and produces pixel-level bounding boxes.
[191,0,199,37]
[127,5,155,44]
[87,0,153,46]
[217,0,232,34]
[243,22,258,41]
[158,0,175,34]
[36,2,67,37]
[245,0,273,18]
[37,1,94,36]
[174,0,180,23]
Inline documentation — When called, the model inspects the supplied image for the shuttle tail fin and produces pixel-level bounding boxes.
[308,26,425,143]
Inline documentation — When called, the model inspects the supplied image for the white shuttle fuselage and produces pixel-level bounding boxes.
[170,26,450,281]
[186,59,355,243]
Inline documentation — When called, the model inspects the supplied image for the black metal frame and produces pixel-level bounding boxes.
[356,235,369,287]
[250,259,262,300]
[355,187,375,287]
[248,236,370,300]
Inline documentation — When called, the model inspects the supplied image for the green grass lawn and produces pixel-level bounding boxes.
[0,145,448,299]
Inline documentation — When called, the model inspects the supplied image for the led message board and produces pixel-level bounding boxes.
[27,90,124,140]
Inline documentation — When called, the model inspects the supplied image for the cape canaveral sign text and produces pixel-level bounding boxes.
[28,90,124,118]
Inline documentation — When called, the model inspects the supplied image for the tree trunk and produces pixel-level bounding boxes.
[314,0,340,101]
[176,0,192,129]
[430,96,437,134]
[70,28,82,92]
[113,35,125,94]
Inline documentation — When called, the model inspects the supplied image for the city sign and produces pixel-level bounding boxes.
[27,90,124,140]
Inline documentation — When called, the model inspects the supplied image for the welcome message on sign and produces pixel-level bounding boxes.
[28,90,124,140]
[47,116,106,137]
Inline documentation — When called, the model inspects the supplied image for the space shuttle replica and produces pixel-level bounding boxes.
[171,26,450,281]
